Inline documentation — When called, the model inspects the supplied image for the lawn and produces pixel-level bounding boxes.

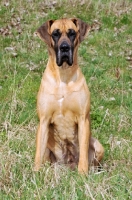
[0,0,132,199]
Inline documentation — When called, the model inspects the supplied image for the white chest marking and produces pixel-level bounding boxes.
[58,97,64,103]
[58,97,64,114]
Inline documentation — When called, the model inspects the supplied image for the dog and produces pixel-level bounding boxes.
[34,18,104,174]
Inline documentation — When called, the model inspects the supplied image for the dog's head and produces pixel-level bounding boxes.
[36,18,90,67]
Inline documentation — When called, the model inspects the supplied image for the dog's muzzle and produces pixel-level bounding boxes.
[56,41,73,67]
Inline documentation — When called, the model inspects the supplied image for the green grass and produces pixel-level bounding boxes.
[0,0,132,199]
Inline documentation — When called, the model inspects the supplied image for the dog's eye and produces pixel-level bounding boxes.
[67,29,76,40]
[52,29,61,38]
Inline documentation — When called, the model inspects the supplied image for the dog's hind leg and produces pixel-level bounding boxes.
[89,137,104,167]
[42,147,51,163]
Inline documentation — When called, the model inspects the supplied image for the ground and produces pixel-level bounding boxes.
[0,0,132,199]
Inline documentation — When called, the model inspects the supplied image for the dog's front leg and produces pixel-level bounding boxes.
[78,116,90,174]
[34,118,49,171]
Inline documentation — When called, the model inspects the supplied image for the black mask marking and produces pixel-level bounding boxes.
[51,29,76,67]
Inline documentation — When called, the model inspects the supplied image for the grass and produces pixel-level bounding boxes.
[0,0,132,199]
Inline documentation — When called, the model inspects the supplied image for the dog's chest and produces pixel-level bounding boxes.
[51,89,82,117]
[51,102,77,140]
[49,85,85,139]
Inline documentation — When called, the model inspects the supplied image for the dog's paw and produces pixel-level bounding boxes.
[78,163,88,175]
[33,164,40,172]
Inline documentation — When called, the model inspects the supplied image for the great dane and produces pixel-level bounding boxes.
[34,18,104,174]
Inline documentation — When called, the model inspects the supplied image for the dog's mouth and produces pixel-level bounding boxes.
[57,52,73,66]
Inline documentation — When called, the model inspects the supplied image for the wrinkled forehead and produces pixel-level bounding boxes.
[50,19,78,33]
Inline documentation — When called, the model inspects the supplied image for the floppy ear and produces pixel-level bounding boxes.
[71,18,91,42]
[35,20,54,46]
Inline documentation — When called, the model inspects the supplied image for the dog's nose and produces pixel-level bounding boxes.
[60,42,70,52]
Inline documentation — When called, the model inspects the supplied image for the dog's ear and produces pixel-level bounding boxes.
[35,20,54,46]
[71,18,91,42]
